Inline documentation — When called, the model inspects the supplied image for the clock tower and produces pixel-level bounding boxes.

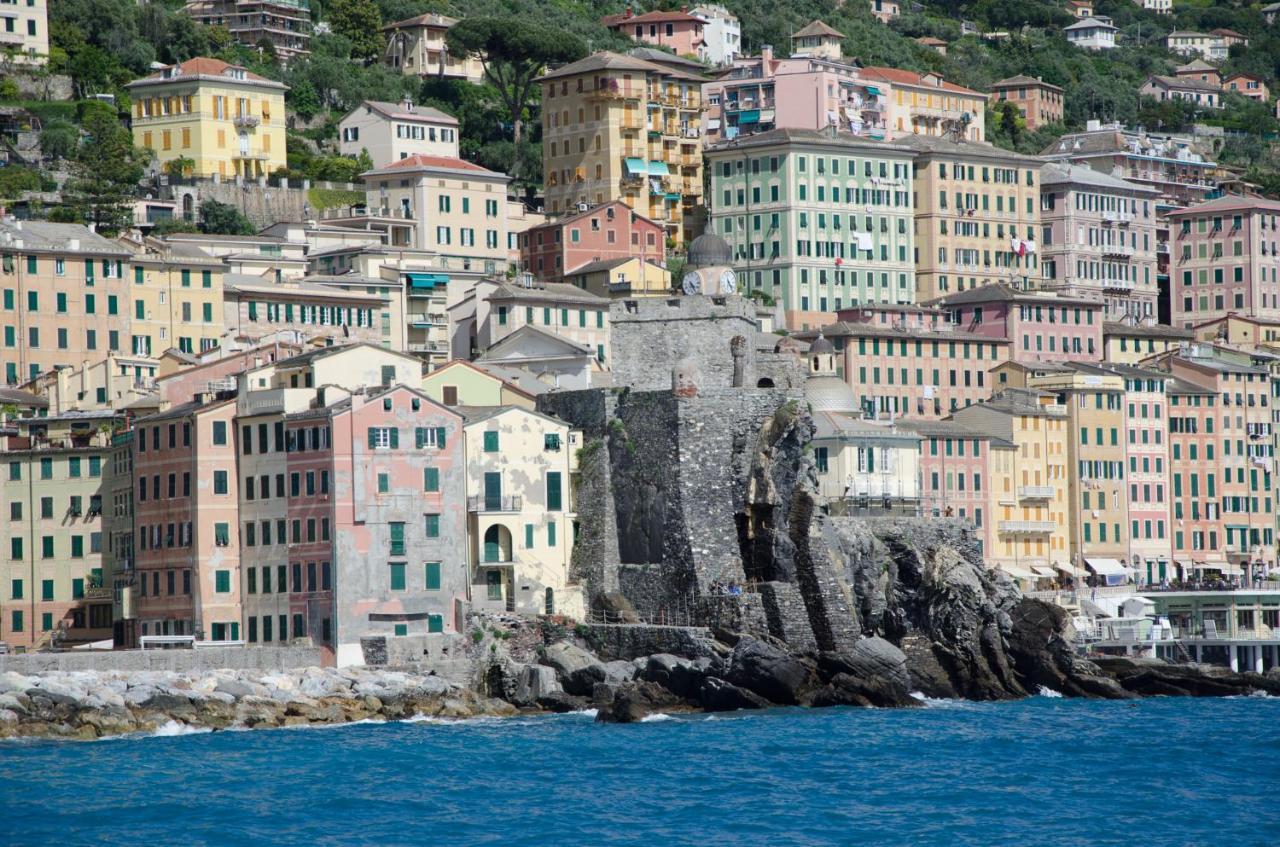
[680,230,738,297]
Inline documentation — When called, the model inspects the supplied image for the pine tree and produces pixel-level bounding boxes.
[327,0,383,64]
[60,107,145,235]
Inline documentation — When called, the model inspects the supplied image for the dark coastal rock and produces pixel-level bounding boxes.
[540,641,601,695]
[698,677,771,712]
[638,653,710,700]
[594,680,684,724]
[535,691,589,713]
[726,637,816,705]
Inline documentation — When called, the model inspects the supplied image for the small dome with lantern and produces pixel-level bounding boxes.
[680,229,738,296]
[687,231,732,270]
[803,331,858,414]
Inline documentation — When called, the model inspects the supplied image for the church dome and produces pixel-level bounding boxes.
[687,231,732,269]
[804,374,858,414]
[808,333,834,355]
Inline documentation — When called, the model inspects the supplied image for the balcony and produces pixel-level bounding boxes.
[1102,278,1134,292]
[1101,243,1134,258]
[620,111,644,130]
[998,520,1056,534]
[407,341,450,354]
[233,115,261,129]
[468,495,523,513]
[1101,211,1133,225]
[407,312,447,327]
[1018,485,1054,499]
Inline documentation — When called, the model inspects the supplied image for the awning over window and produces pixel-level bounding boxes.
[406,272,449,289]
[647,161,670,176]
[864,85,883,96]
[738,109,760,124]
[1085,558,1127,577]
[1031,566,1057,578]
[624,157,647,175]
[996,563,1036,580]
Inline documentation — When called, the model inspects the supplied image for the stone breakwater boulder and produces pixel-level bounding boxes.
[0,668,515,740]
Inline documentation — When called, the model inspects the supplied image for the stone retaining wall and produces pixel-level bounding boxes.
[577,623,717,661]
[0,646,321,674]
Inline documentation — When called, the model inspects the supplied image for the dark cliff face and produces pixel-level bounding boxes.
[740,400,814,585]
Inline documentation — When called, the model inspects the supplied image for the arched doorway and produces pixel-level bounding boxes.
[483,524,512,563]
[757,377,775,388]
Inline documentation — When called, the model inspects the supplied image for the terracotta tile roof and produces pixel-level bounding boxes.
[364,154,504,177]
[793,20,845,38]
[603,9,704,26]
[382,12,458,30]
[127,57,285,89]
[859,66,982,96]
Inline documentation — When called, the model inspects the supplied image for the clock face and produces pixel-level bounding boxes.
[682,271,702,295]
[720,269,737,294]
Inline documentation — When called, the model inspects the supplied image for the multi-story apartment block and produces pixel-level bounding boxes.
[0,219,132,386]
[689,5,741,65]
[601,9,706,58]
[359,155,511,275]
[1041,121,1217,208]
[183,0,311,61]
[903,135,1042,302]
[129,395,242,643]
[462,406,582,617]
[457,278,611,365]
[1039,162,1161,323]
[22,354,160,414]
[222,275,391,349]
[800,305,1010,419]
[900,419,1001,559]
[539,52,703,244]
[126,236,226,357]
[951,389,1072,582]
[0,0,47,64]
[1102,321,1193,364]
[706,128,915,323]
[1168,196,1280,329]
[518,200,666,282]
[381,13,486,84]
[103,429,135,646]
[702,49,887,144]
[860,67,987,142]
[0,412,117,649]
[935,285,1104,364]
[989,76,1064,130]
[338,99,460,168]
[1116,364,1175,583]
[126,57,289,179]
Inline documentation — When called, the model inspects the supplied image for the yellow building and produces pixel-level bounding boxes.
[901,134,1043,303]
[421,360,543,409]
[125,57,289,179]
[952,388,1071,578]
[859,67,987,142]
[126,236,226,358]
[539,51,704,245]
[1103,321,1194,364]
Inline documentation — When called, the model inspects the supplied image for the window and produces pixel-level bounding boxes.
[389,562,406,591]
[212,421,227,445]
[215,570,231,593]
[390,522,405,555]
[425,562,441,590]
[483,431,499,452]
[425,514,440,538]
[546,472,562,511]
[213,471,228,494]
[424,467,440,492]
[377,473,390,493]
[368,427,398,449]
[214,522,230,546]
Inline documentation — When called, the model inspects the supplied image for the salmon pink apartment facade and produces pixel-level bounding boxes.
[602,9,705,57]
[518,200,666,281]
[934,284,1103,365]
[1118,365,1175,583]
[1168,195,1280,328]
[130,397,242,642]
[901,420,999,557]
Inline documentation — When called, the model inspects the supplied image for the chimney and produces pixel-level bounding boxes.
[401,96,414,112]
[624,4,633,18]
[761,44,773,65]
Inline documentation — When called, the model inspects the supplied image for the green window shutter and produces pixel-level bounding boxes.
[425,514,439,537]
[415,427,425,449]
[425,562,441,590]
[427,615,443,634]
[41,579,53,601]
[525,524,534,549]
[378,473,389,493]
[71,536,83,558]
[436,426,446,448]
[547,471,562,511]
[248,302,258,320]
[483,431,499,452]
[181,269,191,286]
[202,270,212,287]
[368,428,378,449]
[215,570,230,592]
[424,467,439,492]
[390,522,405,554]
[389,562,406,591]
[394,624,408,636]
[389,427,399,449]
[202,303,213,322]
[547,522,557,547]
[72,578,84,599]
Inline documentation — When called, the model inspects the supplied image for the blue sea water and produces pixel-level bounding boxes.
[3,696,1280,847]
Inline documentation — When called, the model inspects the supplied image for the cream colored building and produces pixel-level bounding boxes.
[381,13,486,84]
[339,99,460,168]
[359,155,511,277]
[126,236,226,358]
[222,274,392,350]
[860,67,987,143]
[22,354,159,414]
[0,220,132,387]
[462,406,583,618]
[951,389,1071,580]
[421,360,542,409]
[125,57,289,179]
[539,51,704,245]
[564,256,671,298]
[901,134,1043,302]
[0,0,48,65]
[1103,322,1193,364]
[452,277,611,366]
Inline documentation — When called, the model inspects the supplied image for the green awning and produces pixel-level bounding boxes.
[406,272,449,289]
[648,161,670,176]
[624,157,647,175]
[665,192,682,201]
[864,85,883,96]
[738,109,760,124]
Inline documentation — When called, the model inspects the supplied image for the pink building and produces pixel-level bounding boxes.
[518,200,666,281]
[602,9,705,57]
[1168,195,1280,329]
[900,419,1000,557]
[702,48,886,143]
[156,342,301,406]
[283,385,468,667]
[1112,364,1174,583]
[131,396,242,642]
[933,284,1104,365]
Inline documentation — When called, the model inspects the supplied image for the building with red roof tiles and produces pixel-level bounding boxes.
[602,8,706,58]
[859,66,988,142]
